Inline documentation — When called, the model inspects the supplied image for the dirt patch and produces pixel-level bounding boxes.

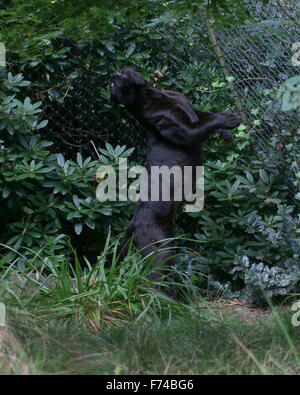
[198,298,272,324]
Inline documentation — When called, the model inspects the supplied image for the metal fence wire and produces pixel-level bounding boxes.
[212,0,300,154]
[17,1,299,165]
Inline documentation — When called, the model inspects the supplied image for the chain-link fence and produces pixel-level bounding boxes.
[14,1,299,165]
[213,1,300,155]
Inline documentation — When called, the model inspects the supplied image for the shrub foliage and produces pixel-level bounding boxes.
[0,0,299,302]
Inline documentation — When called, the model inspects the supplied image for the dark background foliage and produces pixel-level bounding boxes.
[0,0,299,302]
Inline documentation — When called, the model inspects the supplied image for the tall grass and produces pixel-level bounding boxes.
[0,235,193,328]
[1,237,300,375]
[1,301,300,375]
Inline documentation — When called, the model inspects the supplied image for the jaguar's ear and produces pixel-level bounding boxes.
[124,68,146,87]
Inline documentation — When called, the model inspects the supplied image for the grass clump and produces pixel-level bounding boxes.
[2,303,300,375]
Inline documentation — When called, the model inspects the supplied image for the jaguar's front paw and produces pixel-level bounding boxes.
[221,113,242,130]
[218,129,235,142]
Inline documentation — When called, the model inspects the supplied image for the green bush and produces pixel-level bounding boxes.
[0,0,299,303]
[187,136,300,302]
[0,70,133,266]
